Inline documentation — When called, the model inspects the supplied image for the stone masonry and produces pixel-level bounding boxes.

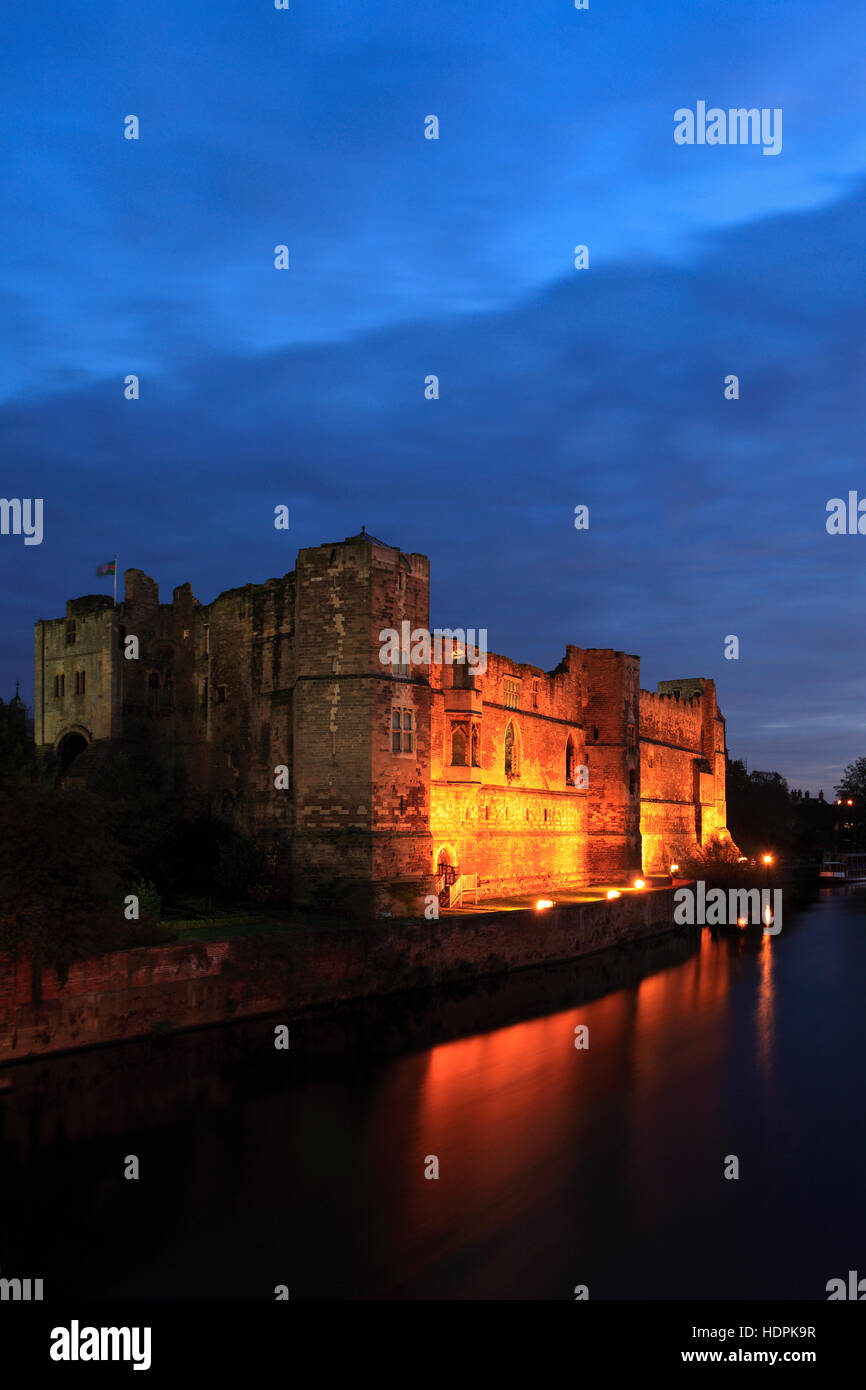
[34,532,732,916]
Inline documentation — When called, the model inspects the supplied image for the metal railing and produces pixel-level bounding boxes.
[448,873,478,908]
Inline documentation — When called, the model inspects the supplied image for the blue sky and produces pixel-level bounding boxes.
[2,0,865,793]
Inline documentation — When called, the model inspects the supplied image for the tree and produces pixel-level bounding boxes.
[0,692,37,785]
[725,757,796,857]
[833,759,866,850]
[836,758,866,803]
[0,784,170,999]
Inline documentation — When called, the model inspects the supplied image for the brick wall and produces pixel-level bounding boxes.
[0,888,682,1062]
[33,538,733,914]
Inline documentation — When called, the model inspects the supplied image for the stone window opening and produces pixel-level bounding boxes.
[203,625,210,655]
[628,769,636,796]
[566,734,578,786]
[450,721,467,766]
[504,721,520,776]
[393,651,410,679]
[470,723,480,767]
[216,685,227,704]
[627,723,635,750]
[54,673,65,698]
[503,678,520,710]
[65,619,76,646]
[532,680,539,710]
[392,707,414,753]
[74,670,86,695]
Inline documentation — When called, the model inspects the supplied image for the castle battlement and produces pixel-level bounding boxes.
[35,534,732,915]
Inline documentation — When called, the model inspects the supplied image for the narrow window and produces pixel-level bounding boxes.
[628,769,636,795]
[627,722,635,750]
[54,673,65,698]
[393,707,414,753]
[470,724,480,767]
[504,721,519,776]
[503,678,519,710]
[450,722,467,766]
[74,670,86,695]
[65,619,77,646]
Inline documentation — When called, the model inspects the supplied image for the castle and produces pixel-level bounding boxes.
[34,531,732,916]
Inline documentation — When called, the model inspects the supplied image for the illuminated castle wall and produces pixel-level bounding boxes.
[35,532,731,916]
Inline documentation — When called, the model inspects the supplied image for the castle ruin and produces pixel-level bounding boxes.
[34,531,733,916]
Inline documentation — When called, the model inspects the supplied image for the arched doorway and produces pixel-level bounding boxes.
[58,731,88,774]
[436,846,458,900]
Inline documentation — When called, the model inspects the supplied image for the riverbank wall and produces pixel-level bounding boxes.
[0,888,680,1063]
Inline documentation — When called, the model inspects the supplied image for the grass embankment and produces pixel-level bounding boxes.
[157,897,361,942]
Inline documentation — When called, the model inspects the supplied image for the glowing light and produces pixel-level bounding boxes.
[737,916,747,928]
[535,899,554,911]
[737,856,748,863]
[761,854,773,865]
[633,878,646,889]
[669,863,679,875]
[607,889,621,900]
[764,905,773,926]
[847,799,854,807]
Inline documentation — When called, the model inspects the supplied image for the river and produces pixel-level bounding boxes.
[1,888,864,1300]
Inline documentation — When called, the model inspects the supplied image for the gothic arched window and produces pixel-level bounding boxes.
[451,723,467,767]
[504,722,519,776]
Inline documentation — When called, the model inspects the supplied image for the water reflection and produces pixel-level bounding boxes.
[2,894,865,1300]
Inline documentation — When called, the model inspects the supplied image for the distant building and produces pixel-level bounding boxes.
[34,532,732,915]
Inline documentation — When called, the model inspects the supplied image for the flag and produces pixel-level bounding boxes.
[96,560,116,576]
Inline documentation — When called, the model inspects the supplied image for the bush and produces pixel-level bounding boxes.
[128,877,162,923]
